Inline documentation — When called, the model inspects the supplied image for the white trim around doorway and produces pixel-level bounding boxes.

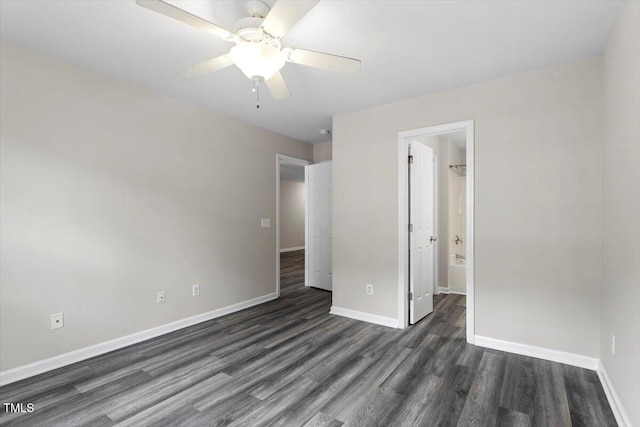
[397,120,475,344]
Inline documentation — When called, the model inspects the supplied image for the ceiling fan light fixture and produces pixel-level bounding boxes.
[230,42,286,82]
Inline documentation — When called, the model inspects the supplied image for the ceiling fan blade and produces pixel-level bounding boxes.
[284,48,361,74]
[136,0,237,42]
[179,54,233,79]
[261,1,319,39]
[265,71,291,100]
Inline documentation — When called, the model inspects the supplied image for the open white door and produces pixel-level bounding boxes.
[409,143,435,324]
[307,162,332,291]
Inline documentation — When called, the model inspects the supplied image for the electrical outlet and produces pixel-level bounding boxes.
[157,291,165,304]
[611,333,616,355]
[51,313,64,330]
[366,284,374,295]
[261,218,271,228]
[192,284,200,297]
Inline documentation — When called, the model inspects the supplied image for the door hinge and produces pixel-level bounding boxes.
[408,292,413,301]
[408,224,413,232]
[408,155,413,164]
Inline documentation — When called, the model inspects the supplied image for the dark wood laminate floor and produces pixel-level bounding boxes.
[0,250,616,426]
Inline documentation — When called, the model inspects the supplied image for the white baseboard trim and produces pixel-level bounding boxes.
[449,291,467,295]
[279,246,304,253]
[330,306,399,329]
[0,292,279,386]
[597,360,633,427]
[474,335,599,370]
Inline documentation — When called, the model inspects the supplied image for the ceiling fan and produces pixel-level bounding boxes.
[136,0,361,106]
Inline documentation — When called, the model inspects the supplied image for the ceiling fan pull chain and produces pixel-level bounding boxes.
[254,79,260,109]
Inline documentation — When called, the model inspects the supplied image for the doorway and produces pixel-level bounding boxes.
[398,120,475,344]
[276,154,311,296]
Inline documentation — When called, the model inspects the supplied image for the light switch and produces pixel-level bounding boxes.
[261,218,271,228]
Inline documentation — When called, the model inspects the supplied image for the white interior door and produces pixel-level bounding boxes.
[307,162,332,291]
[409,143,435,324]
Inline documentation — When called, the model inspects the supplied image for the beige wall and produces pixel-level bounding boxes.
[600,1,640,425]
[0,43,312,371]
[333,58,603,357]
[313,141,332,163]
[279,180,306,250]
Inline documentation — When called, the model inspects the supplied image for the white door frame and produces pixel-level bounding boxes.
[398,120,475,344]
[276,154,312,297]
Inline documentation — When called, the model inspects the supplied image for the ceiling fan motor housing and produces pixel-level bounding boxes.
[246,0,270,19]
[233,17,265,36]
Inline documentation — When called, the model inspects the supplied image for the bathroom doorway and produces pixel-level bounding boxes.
[398,120,475,344]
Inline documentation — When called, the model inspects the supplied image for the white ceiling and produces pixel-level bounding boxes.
[0,0,621,144]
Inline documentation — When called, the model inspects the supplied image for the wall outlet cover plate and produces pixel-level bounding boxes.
[51,313,64,329]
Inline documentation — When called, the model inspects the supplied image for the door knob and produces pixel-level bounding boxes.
[430,236,437,242]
